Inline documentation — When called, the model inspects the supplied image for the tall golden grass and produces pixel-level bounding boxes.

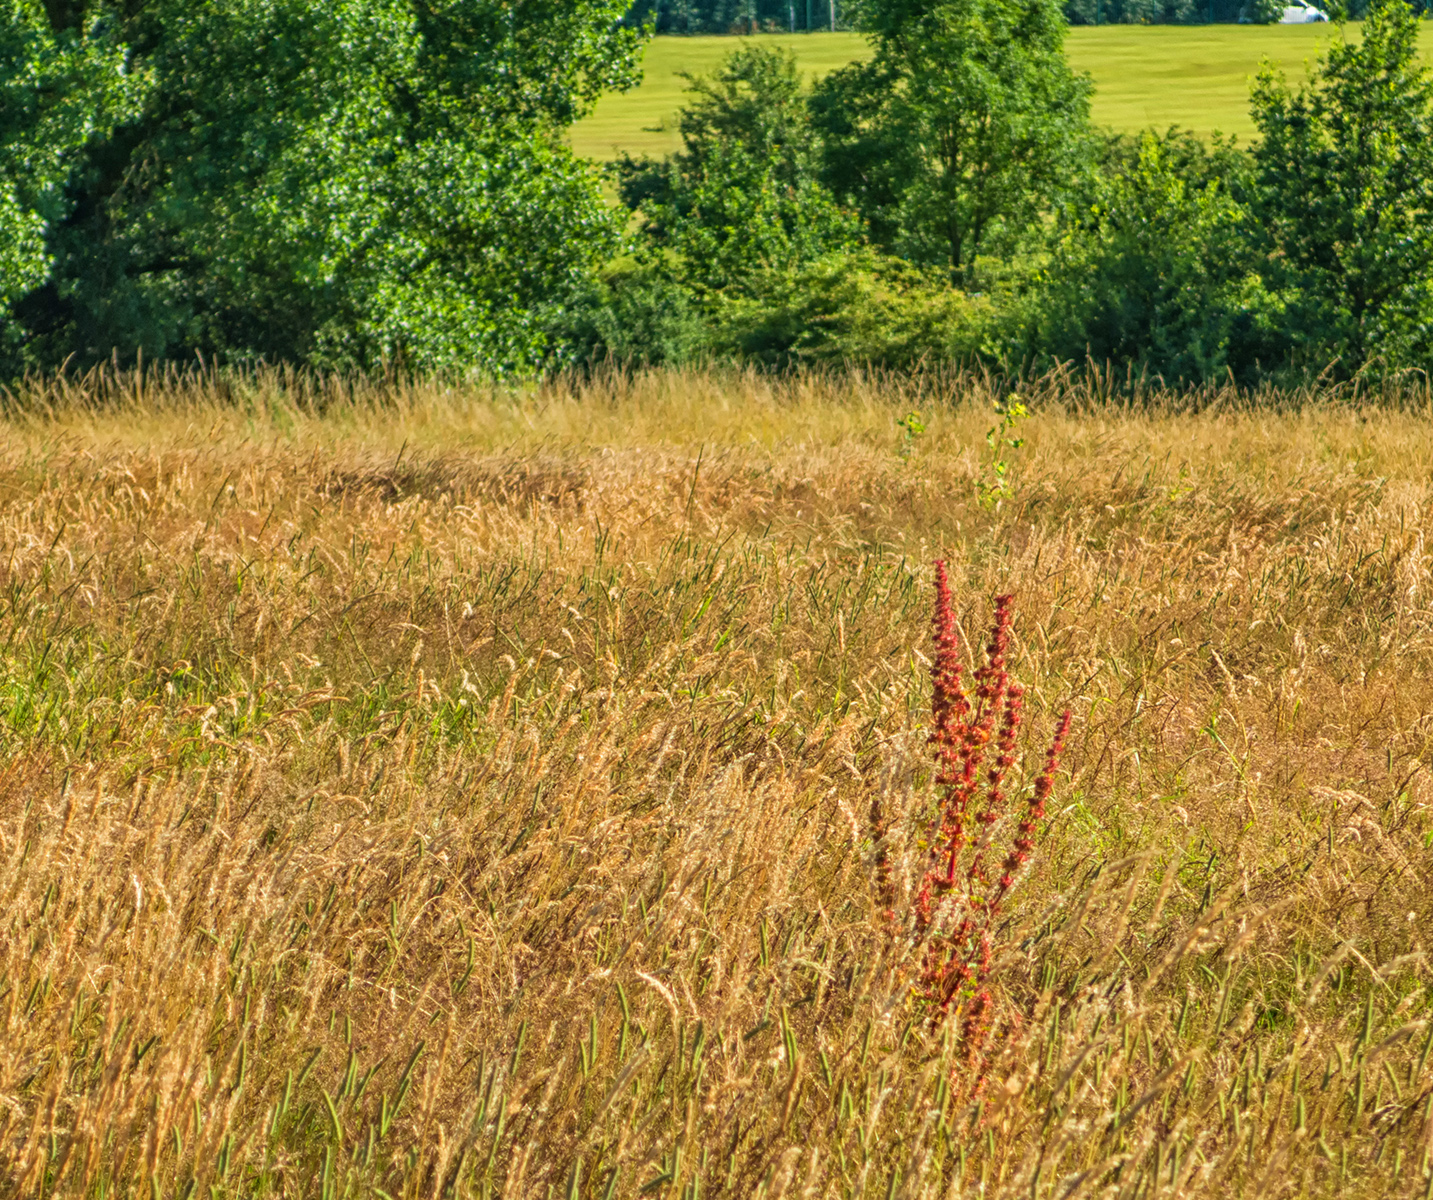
[0,365,1430,1199]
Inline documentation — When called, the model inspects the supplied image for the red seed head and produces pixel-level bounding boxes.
[929,561,968,758]
[914,579,1072,1051]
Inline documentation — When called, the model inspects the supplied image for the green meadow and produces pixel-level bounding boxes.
[571,22,1433,159]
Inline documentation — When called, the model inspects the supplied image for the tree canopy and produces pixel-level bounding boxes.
[0,0,645,374]
[0,2,144,318]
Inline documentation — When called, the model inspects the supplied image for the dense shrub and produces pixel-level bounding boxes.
[713,252,1005,366]
[548,263,713,368]
[549,251,1008,370]
[1028,131,1283,382]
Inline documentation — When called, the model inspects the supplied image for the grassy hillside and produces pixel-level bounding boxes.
[1,367,1431,1198]
[571,23,1433,159]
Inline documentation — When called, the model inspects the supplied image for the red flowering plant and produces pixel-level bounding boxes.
[875,562,1071,1085]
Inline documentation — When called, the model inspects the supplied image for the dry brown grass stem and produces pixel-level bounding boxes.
[0,365,1428,1198]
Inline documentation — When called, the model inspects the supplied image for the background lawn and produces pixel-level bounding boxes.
[571,23,1433,159]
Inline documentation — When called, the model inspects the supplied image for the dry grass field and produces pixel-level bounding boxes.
[1,366,1431,1199]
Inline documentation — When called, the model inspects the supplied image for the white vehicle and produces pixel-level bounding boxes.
[1280,3,1330,20]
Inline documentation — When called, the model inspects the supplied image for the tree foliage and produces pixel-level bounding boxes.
[0,1,145,314]
[559,43,1005,370]
[624,0,848,33]
[1030,131,1279,382]
[8,0,1433,385]
[810,0,1094,284]
[1250,0,1433,371]
[1239,0,1285,24]
[614,45,859,291]
[713,251,1002,365]
[1061,0,1200,23]
[2,0,645,374]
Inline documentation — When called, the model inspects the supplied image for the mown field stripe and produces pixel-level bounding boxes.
[571,23,1433,159]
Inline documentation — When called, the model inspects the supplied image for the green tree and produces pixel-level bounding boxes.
[811,0,1093,285]
[1250,0,1433,372]
[622,0,850,32]
[3,0,645,375]
[614,45,859,292]
[1062,0,1198,23]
